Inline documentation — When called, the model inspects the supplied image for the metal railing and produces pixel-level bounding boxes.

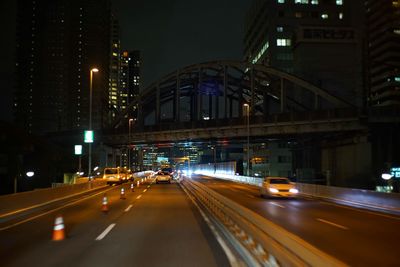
[180,177,346,267]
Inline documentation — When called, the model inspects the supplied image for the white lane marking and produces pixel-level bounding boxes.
[143,189,147,193]
[319,201,400,221]
[136,195,142,200]
[0,187,115,231]
[0,185,111,219]
[246,194,256,199]
[124,205,133,212]
[270,202,285,208]
[95,223,116,241]
[317,218,348,230]
[147,185,151,188]
[180,185,239,266]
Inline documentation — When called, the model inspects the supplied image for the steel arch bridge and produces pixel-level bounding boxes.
[105,60,362,144]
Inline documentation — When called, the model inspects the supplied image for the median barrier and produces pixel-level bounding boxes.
[194,171,400,214]
[296,183,400,213]
[0,179,107,219]
[180,177,346,266]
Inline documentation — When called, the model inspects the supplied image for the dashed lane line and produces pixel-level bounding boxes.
[136,195,142,200]
[270,202,285,208]
[317,218,349,230]
[124,205,133,212]
[95,223,116,241]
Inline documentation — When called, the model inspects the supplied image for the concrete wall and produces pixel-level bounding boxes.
[322,136,372,188]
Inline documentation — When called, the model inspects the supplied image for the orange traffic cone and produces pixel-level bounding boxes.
[102,195,109,212]
[120,187,126,199]
[137,180,140,188]
[130,183,134,192]
[52,215,65,241]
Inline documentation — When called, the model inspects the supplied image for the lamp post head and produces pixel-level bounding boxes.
[91,68,99,73]
[243,103,249,108]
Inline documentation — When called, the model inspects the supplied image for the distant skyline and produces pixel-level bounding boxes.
[111,0,251,86]
[1,0,251,122]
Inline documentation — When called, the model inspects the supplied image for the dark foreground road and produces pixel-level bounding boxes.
[0,180,230,267]
[193,175,400,266]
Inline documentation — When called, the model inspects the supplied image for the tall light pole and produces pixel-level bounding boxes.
[211,146,216,174]
[243,103,250,176]
[128,118,134,170]
[88,68,99,179]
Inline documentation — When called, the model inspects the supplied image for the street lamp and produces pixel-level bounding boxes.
[211,146,216,174]
[88,67,99,179]
[243,103,250,176]
[128,118,134,170]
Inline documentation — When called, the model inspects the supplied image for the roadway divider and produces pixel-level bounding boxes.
[0,180,107,219]
[296,183,400,213]
[180,177,346,266]
[194,170,400,214]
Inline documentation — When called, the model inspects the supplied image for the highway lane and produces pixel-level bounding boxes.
[0,179,230,267]
[192,175,400,266]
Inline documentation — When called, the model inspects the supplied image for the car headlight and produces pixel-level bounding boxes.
[269,188,279,193]
[289,188,299,194]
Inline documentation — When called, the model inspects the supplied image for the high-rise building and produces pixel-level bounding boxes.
[128,50,141,118]
[244,0,365,107]
[128,50,141,100]
[365,0,400,106]
[119,51,130,114]
[14,0,111,134]
[109,14,121,121]
[119,50,141,118]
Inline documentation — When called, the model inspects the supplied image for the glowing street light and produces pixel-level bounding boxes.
[88,67,99,179]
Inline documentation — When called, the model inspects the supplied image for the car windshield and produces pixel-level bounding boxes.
[161,168,172,173]
[269,178,290,184]
[105,169,118,174]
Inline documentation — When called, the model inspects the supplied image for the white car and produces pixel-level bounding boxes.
[260,177,299,198]
[155,171,172,184]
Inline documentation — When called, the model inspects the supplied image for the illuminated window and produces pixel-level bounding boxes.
[336,0,343,5]
[321,13,328,19]
[295,0,309,3]
[277,38,291,46]
[277,26,283,32]
[311,0,318,4]
[339,12,343,19]
[278,0,285,3]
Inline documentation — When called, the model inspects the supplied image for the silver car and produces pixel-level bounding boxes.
[260,177,299,198]
[155,171,172,184]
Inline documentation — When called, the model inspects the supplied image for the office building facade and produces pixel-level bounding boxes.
[244,0,365,107]
[365,0,400,106]
[109,14,121,121]
[15,0,111,134]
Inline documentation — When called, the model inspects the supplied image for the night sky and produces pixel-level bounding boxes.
[0,0,252,122]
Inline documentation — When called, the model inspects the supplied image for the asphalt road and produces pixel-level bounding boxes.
[192,175,400,266]
[0,179,230,267]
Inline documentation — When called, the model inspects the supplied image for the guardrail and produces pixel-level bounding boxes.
[180,177,346,266]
